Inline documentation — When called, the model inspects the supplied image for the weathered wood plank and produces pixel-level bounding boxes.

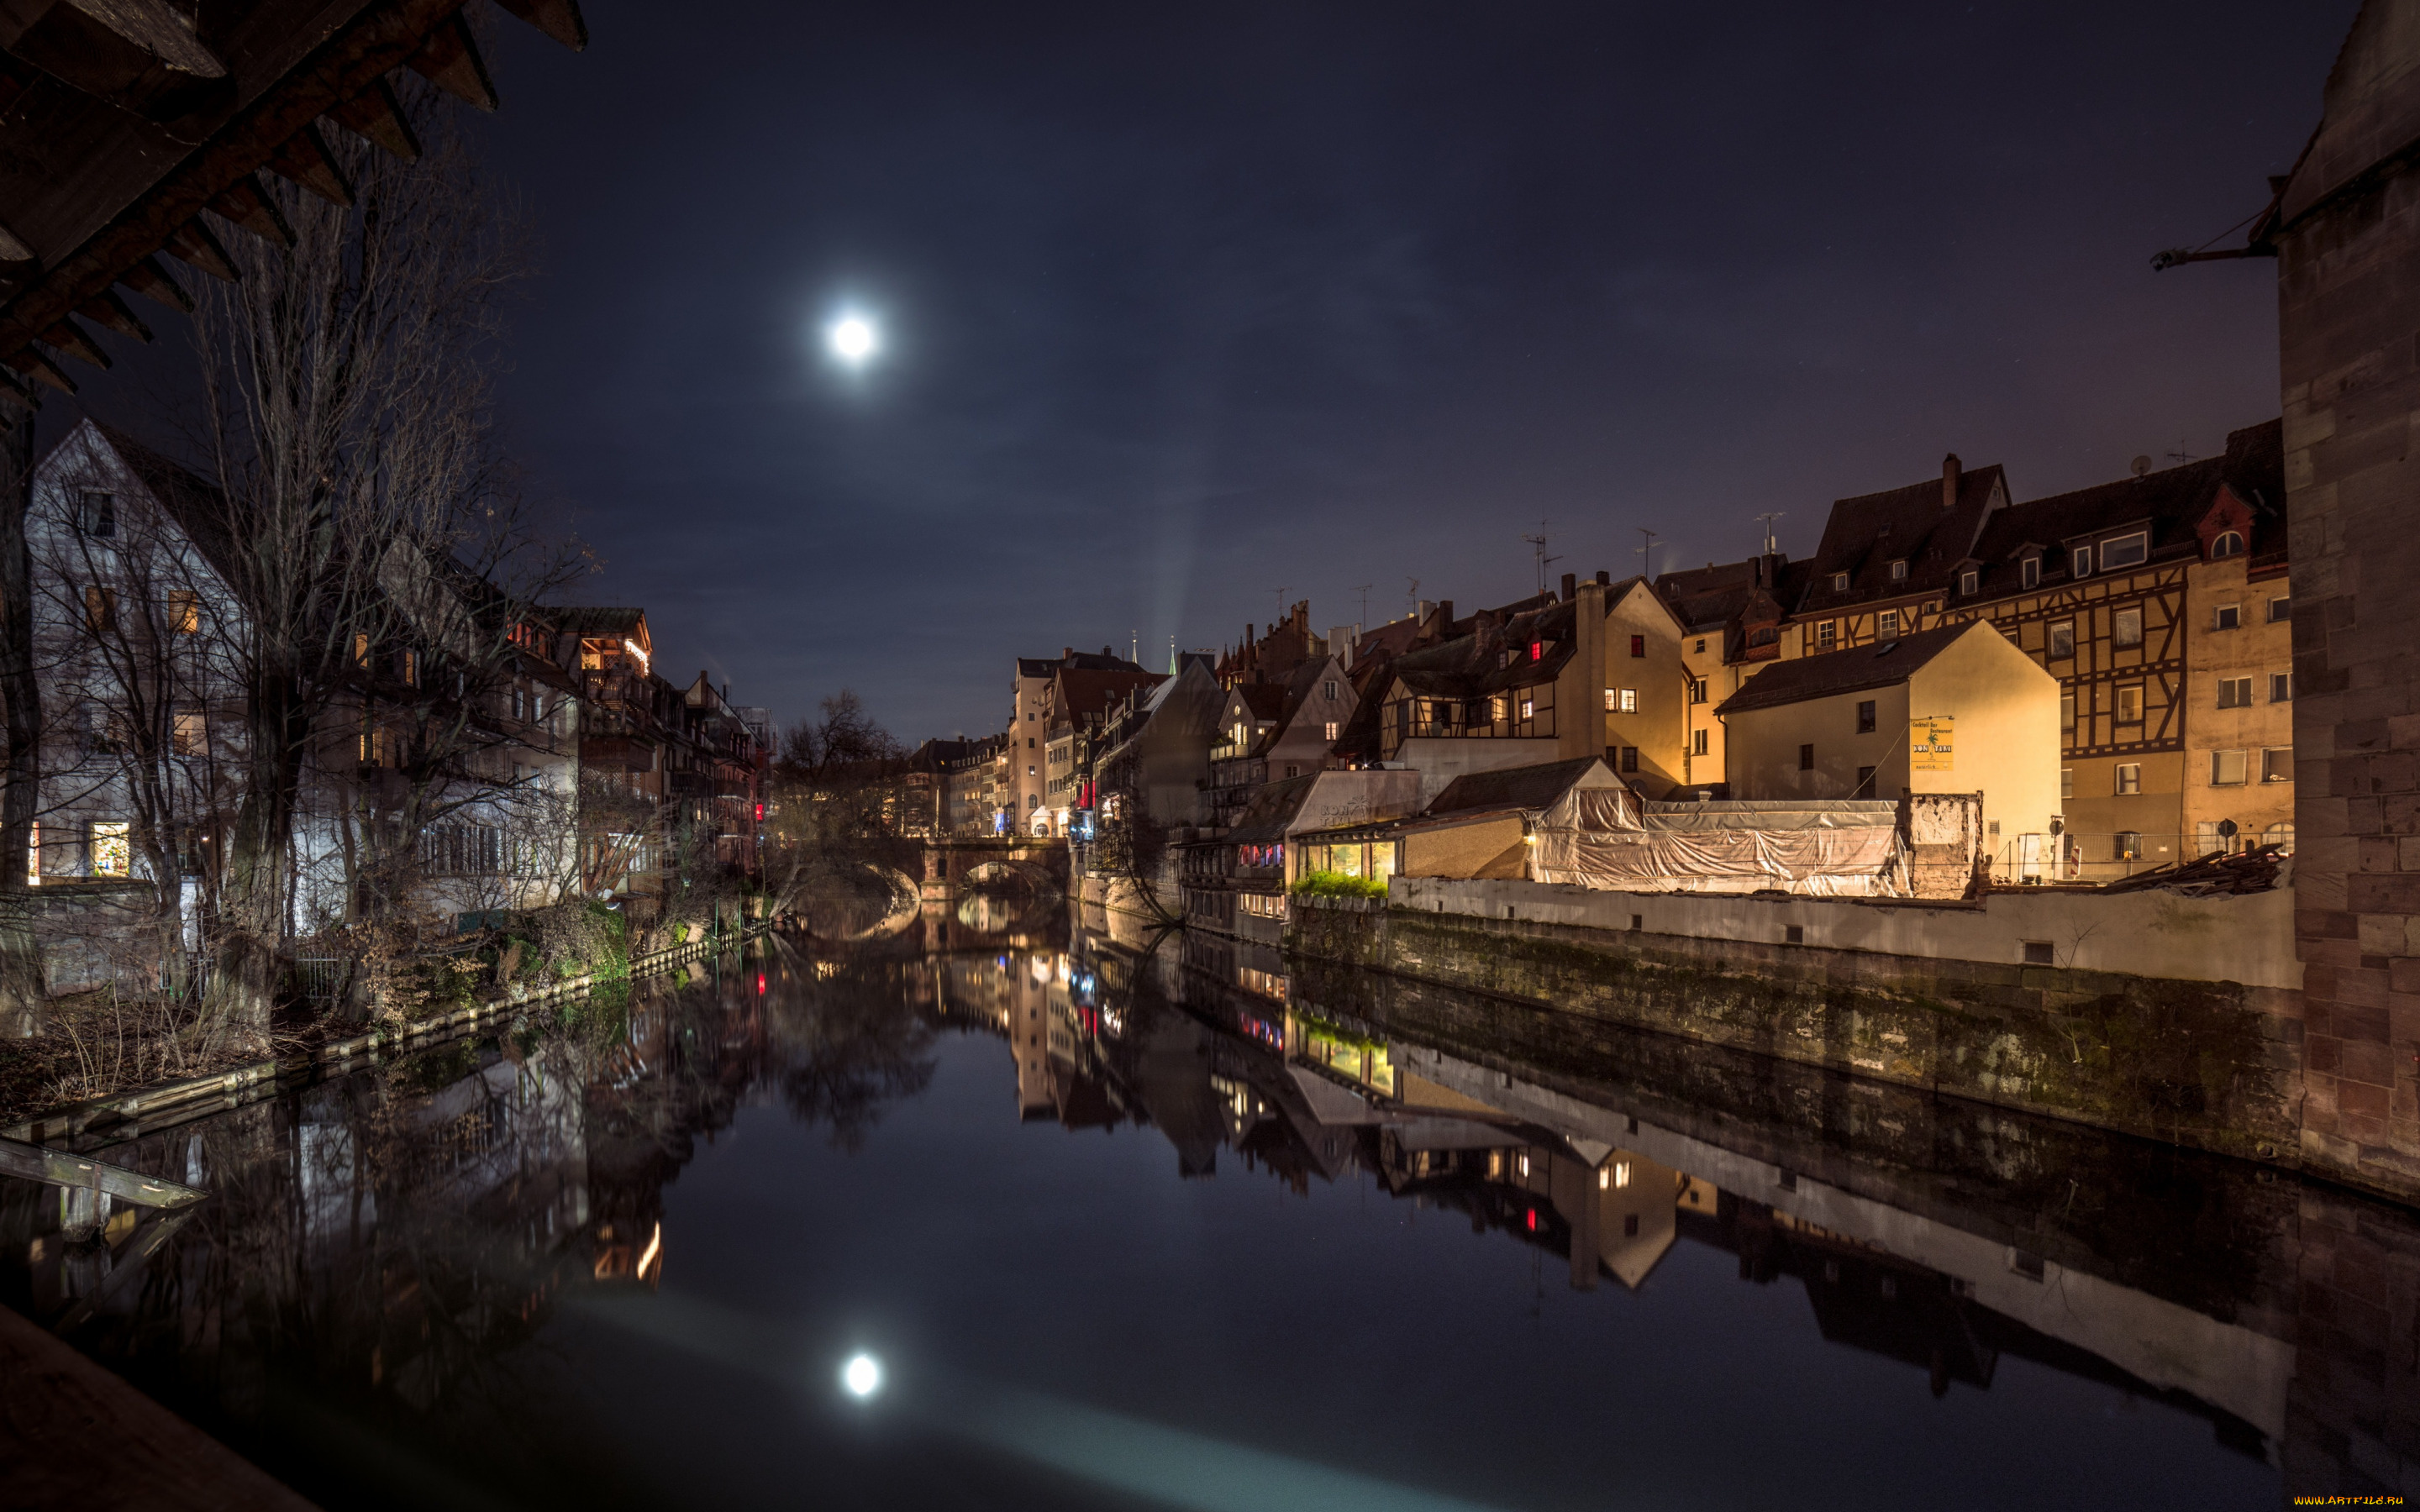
[0,1136,206,1208]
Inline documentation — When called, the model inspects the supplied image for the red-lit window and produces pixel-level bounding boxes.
[1630,634,1646,658]
[1530,640,1543,661]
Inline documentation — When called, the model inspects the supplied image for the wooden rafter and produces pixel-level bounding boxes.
[118,255,194,312]
[495,0,588,50]
[160,219,239,282]
[73,289,152,344]
[264,121,355,207]
[407,13,498,112]
[206,173,296,247]
[39,321,108,370]
[3,347,74,395]
[324,75,421,160]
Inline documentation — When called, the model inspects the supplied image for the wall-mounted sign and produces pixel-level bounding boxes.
[1910,716,1954,771]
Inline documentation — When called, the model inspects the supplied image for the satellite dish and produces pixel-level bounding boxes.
[2131,455,2152,477]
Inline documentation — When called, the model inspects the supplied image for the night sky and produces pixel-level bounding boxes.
[58,3,2365,741]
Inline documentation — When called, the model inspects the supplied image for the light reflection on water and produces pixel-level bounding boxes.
[0,900,2376,1509]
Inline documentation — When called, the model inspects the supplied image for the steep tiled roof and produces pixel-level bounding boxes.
[1797,460,2007,616]
[1425,756,1612,818]
[1960,419,2283,601]
[1226,772,1321,843]
[1714,622,1978,716]
[1050,668,1165,726]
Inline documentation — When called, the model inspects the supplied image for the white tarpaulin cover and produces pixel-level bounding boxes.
[1534,796,1907,896]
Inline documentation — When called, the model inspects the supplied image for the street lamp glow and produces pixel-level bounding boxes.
[840,1352,883,1399]
[825,313,880,368]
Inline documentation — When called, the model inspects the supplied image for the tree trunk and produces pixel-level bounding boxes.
[208,669,303,1036]
[0,407,44,1033]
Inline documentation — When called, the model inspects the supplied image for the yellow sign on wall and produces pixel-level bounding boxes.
[1910,716,1954,771]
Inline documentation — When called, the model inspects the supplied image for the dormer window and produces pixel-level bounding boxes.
[1888,559,1908,582]
[2020,556,2040,590]
[2099,532,2148,570]
[2210,529,2244,559]
[1831,572,1849,593]
[2071,545,2092,578]
[1958,569,1978,596]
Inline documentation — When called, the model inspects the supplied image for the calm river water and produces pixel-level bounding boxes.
[0,899,2388,1509]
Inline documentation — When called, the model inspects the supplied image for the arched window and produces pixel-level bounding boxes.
[2210,530,2244,559]
[2263,821,2295,851]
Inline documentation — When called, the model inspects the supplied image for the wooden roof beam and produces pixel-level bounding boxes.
[160,219,238,282]
[407,14,498,111]
[264,121,355,207]
[205,173,294,248]
[494,0,588,51]
[6,346,76,395]
[118,255,194,312]
[74,290,152,344]
[39,320,109,370]
[324,75,420,160]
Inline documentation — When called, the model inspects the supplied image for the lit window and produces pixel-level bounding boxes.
[1629,634,1645,658]
[2048,621,2075,659]
[84,585,115,634]
[1530,640,1543,661]
[167,589,198,633]
[1616,688,1638,713]
[2115,685,2144,724]
[1815,621,1836,651]
[1878,609,1900,637]
[2210,530,2244,559]
[1518,698,1534,720]
[89,822,129,878]
[2115,763,2141,795]
[171,709,205,755]
[2211,749,2249,785]
[2113,608,2143,648]
[1323,721,1339,741]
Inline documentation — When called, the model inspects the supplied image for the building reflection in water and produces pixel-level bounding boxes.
[0,890,2411,1501]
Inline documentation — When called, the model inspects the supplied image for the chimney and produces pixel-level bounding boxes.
[1560,571,1576,602]
[1437,600,1453,628]
[1595,570,1609,586]
[1063,646,1073,661]
[1942,454,1962,511]
[1246,624,1255,646]
[1102,645,1112,658]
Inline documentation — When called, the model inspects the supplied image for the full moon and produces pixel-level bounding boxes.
[840,1352,883,1399]
[825,314,880,368]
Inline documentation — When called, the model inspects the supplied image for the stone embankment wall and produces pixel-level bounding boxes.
[1286,880,2303,1162]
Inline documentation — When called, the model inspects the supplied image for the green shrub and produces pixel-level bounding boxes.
[1292,869,1389,900]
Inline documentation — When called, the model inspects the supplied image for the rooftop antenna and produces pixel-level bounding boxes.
[1270,586,1292,627]
[1406,576,1420,614]
[1353,584,1372,626]
[2166,440,2196,466]
[1635,527,1660,577]
[1520,522,1559,596]
[1754,512,1784,556]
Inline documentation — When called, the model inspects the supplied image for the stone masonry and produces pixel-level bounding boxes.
[2281,0,2420,1196]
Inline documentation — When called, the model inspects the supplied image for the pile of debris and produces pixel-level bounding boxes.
[2098,844,2287,897]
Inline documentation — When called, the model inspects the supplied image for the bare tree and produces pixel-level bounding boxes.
[187,91,534,1034]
